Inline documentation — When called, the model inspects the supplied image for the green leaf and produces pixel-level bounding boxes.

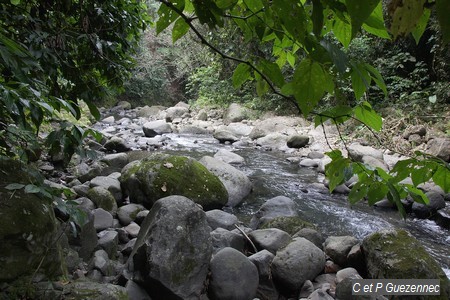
[232,63,251,88]
[24,184,41,194]
[157,2,184,34]
[320,40,349,74]
[367,182,389,205]
[244,0,264,11]
[325,156,351,192]
[332,16,352,48]
[389,0,426,39]
[345,0,380,38]
[10,0,20,5]
[286,52,296,68]
[433,165,450,193]
[172,17,190,43]
[348,181,368,204]
[353,101,382,131]
[387,181,406,219]
[291,59,334,117]
[411,8,430,44]
[411,163,436,186]
[216,0,238,9]
[255,72,269,96]
[259,59,285,88]
[350,62,371,100]
[436,0,450,44]
[364,63,387,97]
[314,105,352,127]
[5,183,25,190]
[405,185,429,205]
[312,0,324,37]
[85,100,100,120]
[362,1,390,39]
[272,0,308,43]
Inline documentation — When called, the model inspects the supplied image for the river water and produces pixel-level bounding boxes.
[158,133,450,278]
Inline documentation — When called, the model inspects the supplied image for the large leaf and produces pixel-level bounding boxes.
[259,59,285,88]
[272,0,308,43]
[411,8,430,44]
[244,0,264,11]
[364,63,388,97]
[345,0,380,38]
[172,17,190,43]
[348,181,369,204]
[290,59,334,117]
[320,40,349,74]
[389,0,426,39]
[354,101,382,131]
[350,62,371,100]
[332,16,352,48]
[325,155,352,193]
[436,0,450,44]
[362,2,390,39]
[232,63,251,88]
[312,0,324,37]
[433,165,450,193]
[156,2,184,34]
[314,105,352,127]
[367,181,389,205]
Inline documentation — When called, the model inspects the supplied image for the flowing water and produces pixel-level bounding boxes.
[140,133,450,278]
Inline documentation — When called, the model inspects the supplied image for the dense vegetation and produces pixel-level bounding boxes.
[1,0,449,218]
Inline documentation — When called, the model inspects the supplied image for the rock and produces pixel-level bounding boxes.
[90,176,122,203]
[412,191,446,219]
[98,230,119,259]
[362,229,450,298]
[403,125,427,139]
[76,161,109,183]
[335,267,360,284]
[249,116,306,139]
[116,100,132,110]
[129,195,212,300]
[248,228,291,254]
[135,210,149,225]
[213,130,239,143]
[93,208,114,232]
[334,271,363,300]
[93,249,113,276]
[124,222,140,238]
[213,149,245,164]
[125,280,152,300]
[256,133,289,150]
[104,136,131,152]
[248,250,279,300]
[223,103,249,124]
[307,288,334,300]
[287,135,309,148]
[178,125,210,135]
[434,206,450,229]
[102,116,115,124]
[260,216,314,235]
[136,105,166,118]
[308,151,325,159]
[324,236,359,267]
[101,153,129,173]
[116,227,130,244]
[299,280,315,298]
[165,106,189,122]
[226,122,253,137]
[427,138,450,162]
[0,159,66,281]
[347,244,366,276]
[249,196,298,229]
[271,238,326,293]
[120,154,228,210]
[208,247,259,300]
[361,155,389,171]
[348,143,384,162]
[76,211,98,261]
[206,209,239,230]
[299,158,319,168]
[117,203,146,226]
[196,109,208,121]
[87,186,118,215]
[142,120,172,137]
[293,228,325,250]
[121,238,137,256]
[199,156,252,207]
[210,228,246,254]
[62,281,128,299]
[73,197,96,211]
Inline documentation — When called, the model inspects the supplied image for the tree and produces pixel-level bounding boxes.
[0,0,149,163]
[155,0,450,216]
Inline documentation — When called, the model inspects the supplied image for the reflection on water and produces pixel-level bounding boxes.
[159,133,450,278]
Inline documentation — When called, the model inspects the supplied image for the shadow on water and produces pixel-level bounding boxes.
[139,133,450,278]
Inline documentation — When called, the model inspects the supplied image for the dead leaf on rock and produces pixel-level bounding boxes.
[163,162,174,169]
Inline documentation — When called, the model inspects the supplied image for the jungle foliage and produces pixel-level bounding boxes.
[154,0,450,216]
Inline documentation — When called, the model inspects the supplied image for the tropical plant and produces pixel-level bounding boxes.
[154,0,450,217]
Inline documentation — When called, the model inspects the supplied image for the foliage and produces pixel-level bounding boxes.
[155,0,450,217]
[0,0,149,164]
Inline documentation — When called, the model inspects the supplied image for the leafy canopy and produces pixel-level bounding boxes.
[156,0,450,217]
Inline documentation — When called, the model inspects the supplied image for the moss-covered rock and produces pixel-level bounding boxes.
[0,158,66,282]
[362,229,450,299]
[260,216,315,235]
[120,154,228,210]
[87,186,118,215]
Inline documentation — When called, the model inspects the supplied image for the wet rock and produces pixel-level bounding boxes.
[213,149,245,164]
[287,135,309,148]
[104,136,131,152]
[130,195,212,300]
[142,120,172,137]
[412,191,446,219]
[362,229,450,298]
[248,228,291,254]
[324,236,359,267]
[213,130,239,143]
[271,238,325,293]
[249,196,298,229]
[205,209,239,230]
[62,281,128,299]
[208,247,259,300]
[199,156,252,207]
[434,206,450,229]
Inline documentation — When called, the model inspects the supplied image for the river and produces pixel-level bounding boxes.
[159,132,450,278]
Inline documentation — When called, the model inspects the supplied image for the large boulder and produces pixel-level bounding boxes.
[248,228,292,254]
[129,195,213,300]
[362,229,450,299]
[271,238,326,294]
[165,106,189,122]
[348,143,384,162]
[0,159,66,282]
[120,154,228,210]
[287,135,309,148]
[87,186,118,215]
[213,149,245,165]
[142,120,172,137]
[208,247,259,300]
[199,156,252,207]
[104,136,130,152]
[213,130,239,144]
[249,116,306,139]
[90,176,122,203]
[427,138,450,162]
[323,236,359,267]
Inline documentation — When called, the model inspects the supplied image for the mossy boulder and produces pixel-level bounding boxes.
[362,229,450,299]
[87,186,118,215]
[120,154,228,210]
[260,216,315,235]
[0,158,66,282]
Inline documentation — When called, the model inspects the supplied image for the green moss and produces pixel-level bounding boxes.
[260,216,315,235]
